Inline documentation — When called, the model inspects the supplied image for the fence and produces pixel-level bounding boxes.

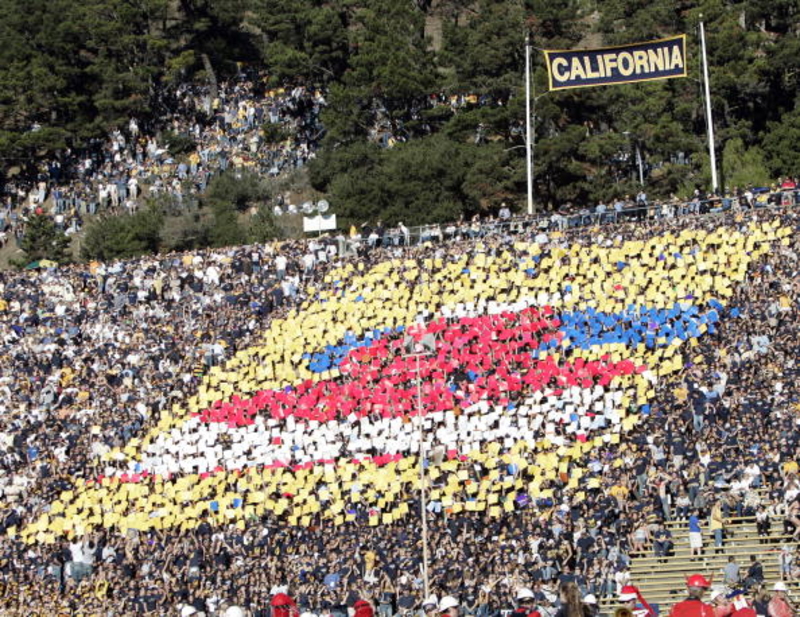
[358,188,800,249]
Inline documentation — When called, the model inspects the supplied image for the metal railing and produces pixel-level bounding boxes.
[350,188,800,249]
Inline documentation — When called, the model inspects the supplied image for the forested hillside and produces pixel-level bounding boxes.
[1,0,799,222]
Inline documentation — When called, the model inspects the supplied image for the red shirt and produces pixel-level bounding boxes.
[670,598,717,617]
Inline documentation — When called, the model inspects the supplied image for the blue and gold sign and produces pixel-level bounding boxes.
[544,36,687,91]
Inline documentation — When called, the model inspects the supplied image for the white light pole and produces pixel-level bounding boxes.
[699,17,719,193]
[525,33,534,216]
[415,351,430,599]
[636,142,644,186]
[403,336,433,600]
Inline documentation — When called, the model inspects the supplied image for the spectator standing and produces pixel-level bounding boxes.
[711,502,726,554]
[398,221,410,246]
[689,511,704,560]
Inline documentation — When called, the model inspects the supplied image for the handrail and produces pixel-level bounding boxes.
[376,188,800,248]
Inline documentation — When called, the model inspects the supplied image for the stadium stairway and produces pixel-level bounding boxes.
[598,515,799,614]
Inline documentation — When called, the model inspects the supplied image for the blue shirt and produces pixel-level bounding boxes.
[689,515,701,533]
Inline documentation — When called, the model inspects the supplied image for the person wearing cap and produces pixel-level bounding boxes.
[512,587,542,617]
[618,582,640,609]
[670,575,715,617]
[272,592,299,617]
[583,594,599,617]
[619,585,656,617]
[440,595,459,617]
[354,599,375,617]
[768,582,795,617]
[421,595,439,617]
[707,587,733,617]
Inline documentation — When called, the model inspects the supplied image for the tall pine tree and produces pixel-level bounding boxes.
[19,214,71,264]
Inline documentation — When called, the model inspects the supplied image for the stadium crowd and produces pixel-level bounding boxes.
[0,71,324,246]
[0,201,797,616]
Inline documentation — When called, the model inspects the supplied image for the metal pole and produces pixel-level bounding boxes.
[525,33,534,216]
[532,69,537,213]
[636,143,644,186]
[699,18,719,193]
[416,351,430,599]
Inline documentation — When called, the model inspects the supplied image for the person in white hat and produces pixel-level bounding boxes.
[583,594,598,616]
[224,606,246,617]
[439,596,459,617]
[422,594,439,617]
[707,587,733,617]
[512,588,541,617]
[768,582,794,617]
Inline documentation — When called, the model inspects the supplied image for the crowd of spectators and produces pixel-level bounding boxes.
[0,200,796,616]
[0,71,324,248]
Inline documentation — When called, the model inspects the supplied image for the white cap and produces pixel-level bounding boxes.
[224,607,246,617]
[709,588,725,601]
[180,606,198,617]
[583,595,597,605]
[774,582,788,592]
[517,588,535,601]
[440,596,459,611]
[423,595,439,608]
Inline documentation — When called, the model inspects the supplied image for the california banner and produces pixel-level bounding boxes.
[544,35,687,91]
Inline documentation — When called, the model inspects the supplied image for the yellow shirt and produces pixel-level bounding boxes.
[610,484,629,499]
[710,504,724,530]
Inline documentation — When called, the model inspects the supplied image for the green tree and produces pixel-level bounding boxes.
[441,0,526,95]
[19,214,71,264]
[81,206,164,261]
[317,134,519,227]
[248,205,284,243]
[205,169,272,212]
[320,0,437,145]
[0,0,171,162]
[721,137,770,190]
[763,107,800,177]
[173,0,258,79]
[250,0,349,83]
[208,201,247,247]
[159,210,214,252]
[201,170,273,247]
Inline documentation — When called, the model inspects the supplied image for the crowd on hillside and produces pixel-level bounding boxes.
[0,204,797,615]
[0,71,325,249]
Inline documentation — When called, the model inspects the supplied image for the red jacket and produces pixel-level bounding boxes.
[670,598,717,617]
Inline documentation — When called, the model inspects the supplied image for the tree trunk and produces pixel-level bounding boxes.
[201,53,218,102]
